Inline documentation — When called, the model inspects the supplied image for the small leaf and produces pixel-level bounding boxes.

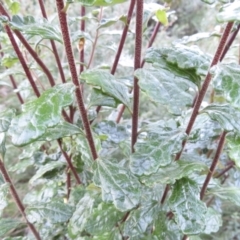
[9,1,20,15]
[217,2,240,22]
[37,121,82,142]
[212,63,240,108]
[156,9,168,26]
[226,134,240,168]
[169,178,207,234]
[10,15,62,43]
[200,104,240,132]
[208,186,240,206]
[93,159,141,211]
[1,54,18,68]
[0,183,9,216]
[85,202,124,235]
[0,109,15,133]
[140,160,208,186]
[26,200,75,224]
[0,219,22,238]
[203,208,222,234]
[8,83,75,146]
[75,0,127,7]
[0,133,6,159]
[81,69,131,111]
[29,161,65,184]
[98,15,126,29]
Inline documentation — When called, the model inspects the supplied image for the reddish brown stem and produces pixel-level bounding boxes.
[66,167,71,199]
[131,0,143,152]
[215,161,234,178]
[0,159,41,240]
[175,22,234,161]
[80,6,86,74]
[38,0,66,83]
[3,24,40,97]
[57,139,81,184]
[200,131,227,200]
[56,0,98,160]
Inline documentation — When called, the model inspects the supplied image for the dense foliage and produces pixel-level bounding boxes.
[0,0,240,239]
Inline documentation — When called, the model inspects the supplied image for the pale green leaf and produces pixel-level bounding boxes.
[0,109,15,133]
[10,15,62,43]
[8,83,75,146]
[37,121,82,142]
[208,186,240,206]
[217,2,240,22]
[169,178,207,234]
[140,160,208,186]
[203,208,222,234]
[0,133,6,158]
[135,68,196,114]
[0,183,9,216]
[26,200,74,224]
[9,2,20,15]
[130,124,186,175]
[68,192,98,238]
[200,104,240,132]
[85,202,124,235]
[75,0,127,7]
[29,161,65,184]
[93,159,141,211]
[0,219,22,238]
[212,63,240,107]
[226,134,240,168]
[81,69,131,110]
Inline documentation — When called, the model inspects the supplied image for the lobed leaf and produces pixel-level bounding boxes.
[8,83,75,146]
[81,69,131,110]
[26,200,75,224]
[203,208,222,234]
[200,104,240,132]
[212,63,240,107]
[10,15,62,43]
[217,1,240,22]
[169,178,207,234]
[93,159,141,211]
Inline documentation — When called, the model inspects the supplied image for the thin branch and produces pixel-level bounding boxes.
[0,159,41,240]
[38,0,66,83]
[80,5,86,74]
[161,22,234,205]
[56,0,98,160]
[215,161,234,178]
[200,131,227,200]
[131,0,143,152]
[87,7,103,69]
[57,139,81,184]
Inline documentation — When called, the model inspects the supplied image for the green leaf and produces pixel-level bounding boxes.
[88,89,118,108]
[26,200,75,224]
[200,104,240,132]
[135,68,196,115]
[75,0,127,7]
[212,63,240,107]
[85,202,124,235]
[29,161,65,184]
[10,15,62,43]
[9,1,20,15]
[81,69,131,111]
[0,109,15,133]
[8,83,75,146]
[203,208,222,234]
[0,133,6,159]
[68,192,99,238]
[226,134,240,168]
[208,186,240,206]
[130,123,186,175]
[140,160,208,186]
[145,45,211,77]
[93,159,141,211]
[98,15,126,29]
[217,2,240,22]
[1,54,18,68]
[0,183,9,216]
[156,9,168,26]
[0,219,22,238]
[169,178,207,234]
[37,121,82,142]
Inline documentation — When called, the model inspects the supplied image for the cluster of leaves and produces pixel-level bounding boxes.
[0,0,240,239]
